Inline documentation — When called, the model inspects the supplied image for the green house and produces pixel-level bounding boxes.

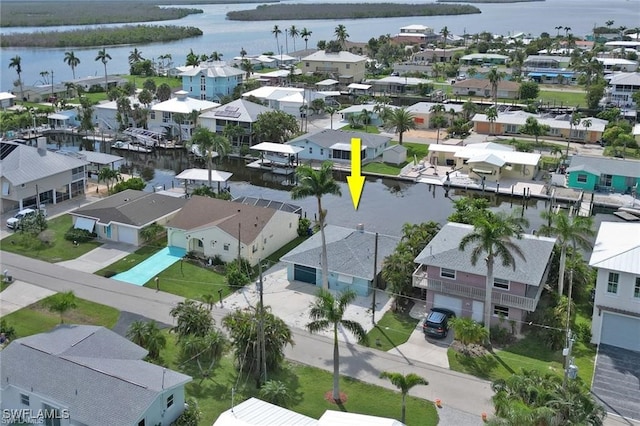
[567,155,640,194]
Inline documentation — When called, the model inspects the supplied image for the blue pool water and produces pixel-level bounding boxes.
[112,246,186,286]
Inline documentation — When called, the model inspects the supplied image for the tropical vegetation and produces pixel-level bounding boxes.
[379,372,428,424]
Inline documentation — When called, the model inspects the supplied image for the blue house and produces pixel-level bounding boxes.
[280,225,399,296]
[179,62,245,102]
[286,129,391,164]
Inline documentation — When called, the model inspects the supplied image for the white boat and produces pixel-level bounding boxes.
[111,141,153,153]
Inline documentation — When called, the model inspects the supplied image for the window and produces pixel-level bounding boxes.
[320,148,324,156]
[440,268,455,279]
[493,278,509,290]
[20,394,29,406]
[42,404,61,426]
[138,420,145,426]
[252,244,258,253]
[346,64,350,69]
[607,272,619,294]
[150,111,155,120]
[634,277,640,299]
[309,147,313,154]
[577,174,588,183]
[494,305,509,318]
[223,243,230,251]
[197,240,203,248]
[167,394,174,408]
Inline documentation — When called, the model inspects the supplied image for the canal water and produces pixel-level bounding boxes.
[105,145,619,237]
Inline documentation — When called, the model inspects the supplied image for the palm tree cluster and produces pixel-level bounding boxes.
[126,320,167,360]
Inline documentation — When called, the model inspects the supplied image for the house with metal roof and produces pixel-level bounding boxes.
[281,225,399,296]
[0,324,191,426]
[589,222,640,353]
[523,55,571,70]
[47,108,80,129]
[178,61,245,102]
[405,102,464,130]
[366,76,432,95]
[0,91,16,108]
[241,86,330,118]
[70,189,188,245]
[166,195,299,266]
[150,90,220,141]
[93,95,142,131]
[603,72,640,108]
[566,155,640,194]
[452,78,520,100]
[596,58,638,74]
[460,53,509,66]
[286,129,391,164]
[412,222,556,332]
[1,140,88,213]
[199,99,273,148]
[472,110,607,143]
[427,142,541,182]
[337,103,394,127]
[301,50,367,84]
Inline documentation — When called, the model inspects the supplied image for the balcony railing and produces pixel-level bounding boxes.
[315,66,339,73]
[412,271,537,311]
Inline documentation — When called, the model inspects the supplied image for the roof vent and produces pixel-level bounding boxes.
[356,223,364,232]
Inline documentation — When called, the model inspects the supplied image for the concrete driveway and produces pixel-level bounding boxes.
[592,344,640,423]
[55,242,136,273]
[0,281,56,316]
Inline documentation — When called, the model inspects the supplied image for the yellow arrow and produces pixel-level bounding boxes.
[346,137,365,210]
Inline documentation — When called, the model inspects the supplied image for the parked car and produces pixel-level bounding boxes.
[6,208,37,230]
[423,307,456,338]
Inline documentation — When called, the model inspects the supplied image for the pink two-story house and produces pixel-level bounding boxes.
[412,222,556,332]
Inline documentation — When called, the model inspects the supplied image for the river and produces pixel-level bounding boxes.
[2,0,639,91]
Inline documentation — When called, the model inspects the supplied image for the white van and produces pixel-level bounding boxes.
[6,208,37,230]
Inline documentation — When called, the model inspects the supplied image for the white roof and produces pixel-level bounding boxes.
[178,62,244,78]
[596,58,639,66]
[260,69,302,78]
[242,86,303,100]
[251,142,304,154]
[428,143,540,166]
[214,398,317,426]
[174,168,232,183]
[48,113,72,120]
[607,72,640,86]
[330,142,365,151]
[95,95,139,111]
[152,92,219,114]
[406,102,464,114]
[467,152,506,167]
[0,92,16,101]
[368,76,431,86]
[302,50,367,63]
[348,83,372,90]
[318,410,404,426]
[589,222,640,274]
[338,104,381,114]
[316,79,339,86]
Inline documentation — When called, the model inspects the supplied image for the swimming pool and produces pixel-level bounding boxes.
[112,246,186,286]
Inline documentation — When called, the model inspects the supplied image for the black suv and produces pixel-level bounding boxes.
[423,308,456,338]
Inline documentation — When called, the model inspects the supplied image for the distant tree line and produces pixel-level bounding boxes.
[1,2,203,27]
[437,0,542,3]
[227,3,480,21]
[1,25,203,48]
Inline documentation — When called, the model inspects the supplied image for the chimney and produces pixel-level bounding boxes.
[356,223,364,233]
[37,137,47,155]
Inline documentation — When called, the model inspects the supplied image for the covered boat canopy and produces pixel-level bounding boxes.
[251,142,304,155]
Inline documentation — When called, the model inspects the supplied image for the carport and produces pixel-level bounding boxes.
[591,344,640,421]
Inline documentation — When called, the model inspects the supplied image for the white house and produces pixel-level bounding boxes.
[589,222,640,352]
[603,72,640,108]
[241,86,329,117]
[93,95,141,131]
[0,325,192,426]
[0,91,16,108]
[150,90,220,141]
[198,98,273,148]
[286,129,391,164]
[382,144,407,165]
[166,196,299,266]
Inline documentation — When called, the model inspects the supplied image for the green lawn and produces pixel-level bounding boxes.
[603,145,640,159]
[538,90,586,108]
[365,310,420,351]
[341,125,381,134]
[158,331,438,426]
[448,334,596,384]
[1,215,101,262]
[122,74,183,89]
[362,162,405,175]
[2,296,120,338]
[142,260,229,301]
[404,142,429,160]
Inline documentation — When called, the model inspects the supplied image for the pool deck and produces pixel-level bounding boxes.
[112,247,186,286]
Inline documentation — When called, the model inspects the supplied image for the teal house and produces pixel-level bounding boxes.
[280,225,399,296]
[567,155,640,195]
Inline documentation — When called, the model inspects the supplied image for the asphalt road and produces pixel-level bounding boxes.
[1,251,492,424]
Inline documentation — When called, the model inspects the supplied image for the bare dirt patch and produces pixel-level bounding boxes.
[451,340,490,357]
[324,390,348,404]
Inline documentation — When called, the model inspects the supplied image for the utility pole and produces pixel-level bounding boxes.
[50,69,54,99]
[257,259,267,386]
[237,213,242,265]
[563,267,577,388]
[371,232,379,325]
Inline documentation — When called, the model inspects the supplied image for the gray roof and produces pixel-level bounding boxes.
[199,98,272,123]
[72,189,188,227]
[568,155,640,179]
[0,325,191,426]
[287,129,391,150]
[78,150,123,165]
[1,141,88,186]
[414,222,556,286]
[281,225,400,280]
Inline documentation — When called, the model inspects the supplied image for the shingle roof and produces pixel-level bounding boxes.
[0,325,191,426]
[589,222,640,274]
[568,155,640,179]
[166,196,280,244]
[71,189,188,227]
[280,225,399,280]
[287,129,391,150]
[414,222,556,286]
[0,141,88,186]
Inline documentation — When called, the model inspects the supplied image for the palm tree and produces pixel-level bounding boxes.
[379,372,428,424]
[458,212,528,337]
[359,108,372,132]
[240,47,247,58]
[462,100,478,121]
[307,288,368,402]
[555,25,564,37]
[126,320,166,360]
[582,118,592,143]
[486,106,498,136]
[95,48,112,92]
[272,25,282,56]
[240,59,253,81]
[566,111,582,157]
[9,55,23,101]
[538,211,594,296]
[301,28,313,51]
[128,48,144,66]
[324,106,338,130]
[98,167,121,193]
[487,67,505,108]
[63,51,81,80]
[190,127,231,190]
[430,103,446,143]
[210,51,223,61]
[383,107,416,145]
[173,112,186,143]
[334,24,349,49]
[289,25,299,52]
[44,291,78,324]
[291,162,341,290]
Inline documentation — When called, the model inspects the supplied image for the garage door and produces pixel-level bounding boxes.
[433,294,463,317]
[118,226,137,245]
[601,313,640,352]
[294,265,316,284]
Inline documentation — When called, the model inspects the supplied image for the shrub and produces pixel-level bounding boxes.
[211,255,224,266]
[490,325,515,346]
[297,218,312,237]
[103,270,117,278]
[259,380,292,407]
[172,398,201,426]
[574,322,592,345]
[226,264,250,289]
[0,319,17,341]
[64,227,96,243]
[112,177,146,193]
